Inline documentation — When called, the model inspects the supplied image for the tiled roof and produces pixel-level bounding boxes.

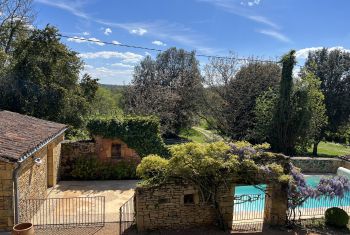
[0,110,67,162]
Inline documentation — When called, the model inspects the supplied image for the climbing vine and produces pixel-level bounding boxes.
[87,116,169,157]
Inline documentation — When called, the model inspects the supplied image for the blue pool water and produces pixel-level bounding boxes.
[234,175,350,212]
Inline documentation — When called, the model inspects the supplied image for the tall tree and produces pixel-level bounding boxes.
[204,57,281,140]
[305,48,350,142]
[124,48,203,134]
[270,50,312,154]
[298,70,328,155]
[0,26,98,128]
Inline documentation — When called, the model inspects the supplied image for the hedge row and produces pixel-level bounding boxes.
[87,116,170,157]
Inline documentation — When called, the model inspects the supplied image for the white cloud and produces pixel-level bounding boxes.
[83,65,133,84]
[104,28,112,35]
[67,36,85,43]
[152,40,167,46]
[87,37,105,46]
[79,51,143,63]
[257,29,291,43]
[82,31,90,36]
[37,0,217,55]
[67,36,105,46]
[295,46,350,59]
[248,15,278,29]
[112,40,121,45]
[198,0,278,29]
[35,0,89,19]
[111,62,134,68]
[130,28,147,36]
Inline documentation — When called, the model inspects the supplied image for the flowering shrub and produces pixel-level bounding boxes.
[288,163,350,221]
[137,141,290,229]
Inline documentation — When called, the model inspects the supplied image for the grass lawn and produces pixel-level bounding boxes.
[179,127,207,143]
[307,141,350,157]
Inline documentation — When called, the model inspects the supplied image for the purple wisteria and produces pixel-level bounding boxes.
[289,163,350,208]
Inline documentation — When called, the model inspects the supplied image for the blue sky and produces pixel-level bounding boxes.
[33,0,350,84]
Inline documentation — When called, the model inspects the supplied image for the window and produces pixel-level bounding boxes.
[183,194,195,205]
[111,144,122,159]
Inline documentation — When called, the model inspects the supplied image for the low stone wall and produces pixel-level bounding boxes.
[135,180,234,231]
[291,157,348,173]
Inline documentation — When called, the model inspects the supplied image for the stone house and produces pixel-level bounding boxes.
[0,111,66,230]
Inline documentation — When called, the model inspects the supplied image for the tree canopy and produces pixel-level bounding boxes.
[0,26,98,128]
[123,48,204,135]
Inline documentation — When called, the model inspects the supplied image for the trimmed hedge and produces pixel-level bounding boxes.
[87,116,169,157]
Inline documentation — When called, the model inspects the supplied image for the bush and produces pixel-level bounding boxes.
[71,156,138,180]
[325,207,349,228]
[136,155,169,180]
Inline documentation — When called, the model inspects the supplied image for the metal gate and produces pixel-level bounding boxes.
[233,193,266,222]
[119,195,135,234]
[20,196,105,229]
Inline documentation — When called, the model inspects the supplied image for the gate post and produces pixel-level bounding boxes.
[218,183,234,229]
[263,183,288,226]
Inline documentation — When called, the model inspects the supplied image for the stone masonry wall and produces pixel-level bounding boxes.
[291,157,345,173]
[17,147,48,223]
[0,162,14,231]
[47,134,64,187]
[135,180,233,231]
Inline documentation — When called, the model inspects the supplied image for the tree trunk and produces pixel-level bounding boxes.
[312,141,319,156]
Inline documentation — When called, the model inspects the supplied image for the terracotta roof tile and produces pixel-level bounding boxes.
[0,111,67,162]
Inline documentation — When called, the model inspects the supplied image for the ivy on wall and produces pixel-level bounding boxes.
[87,116,170,157]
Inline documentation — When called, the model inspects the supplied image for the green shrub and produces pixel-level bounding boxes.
[87,116,169,157]
[325,207,349,228]
[71,156,138,180]
[136,155,169,179]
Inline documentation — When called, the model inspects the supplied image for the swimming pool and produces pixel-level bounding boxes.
[234,175,350,213]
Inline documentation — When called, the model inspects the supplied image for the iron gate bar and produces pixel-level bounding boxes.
[20,196,105,229]
[233,193,266,222]
[119,195,135,234]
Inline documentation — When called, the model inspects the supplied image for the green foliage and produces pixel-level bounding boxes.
[204,59,281,141]
[71,156,137,180]
[325,207,349,228]
[252,88,278,143]
[305,48,350,135]
[87,116,169,157]
[136,155,169,185]
[137,141,290,230]
[0,26,98,128]
[124,48,204,135]
[90,85,124,116]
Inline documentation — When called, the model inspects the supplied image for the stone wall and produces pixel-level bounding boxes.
[291,157,345,173]
[17,147,48,223]
[60,140,96,179]
[0,162,14,230]
[135,180,234,231]
[94,136,140,162]
[47,134,64,187]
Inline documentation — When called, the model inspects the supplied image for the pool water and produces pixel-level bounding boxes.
[234,175,350,212]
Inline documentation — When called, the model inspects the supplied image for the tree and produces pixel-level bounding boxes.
[0,26,97,128]
[296,71,328,155]
[270,50,313,155]
[305,48,350,143]
[204,56,281,140]
[124,48,204,135]
[0,0,34,54]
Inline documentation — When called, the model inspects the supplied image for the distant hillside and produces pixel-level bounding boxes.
[99,84,128,91]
